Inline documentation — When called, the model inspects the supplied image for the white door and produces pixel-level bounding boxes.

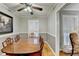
[62,15,78,45]
[28,20,39,35]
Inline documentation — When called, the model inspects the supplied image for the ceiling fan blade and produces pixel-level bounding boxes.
[32,6,43,11]
[17,7,25,11]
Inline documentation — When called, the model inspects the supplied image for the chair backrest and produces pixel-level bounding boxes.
[70,33,78,44]
[15,35,20,42]
[6,37,13,45]
[39,36,44,50]
[69,32,79,55]
[29,32,35,38]
[2,41,7,47]
[69,32,78,50]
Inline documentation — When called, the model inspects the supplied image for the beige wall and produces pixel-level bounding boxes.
[18,17,48,33]
[0,4,20,33]
[47,4,66,54]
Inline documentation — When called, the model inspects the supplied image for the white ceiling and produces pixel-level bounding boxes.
[3,3,57,18]
[61,3,79,11]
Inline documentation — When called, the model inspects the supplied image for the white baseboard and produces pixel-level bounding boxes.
[45,41,56,56]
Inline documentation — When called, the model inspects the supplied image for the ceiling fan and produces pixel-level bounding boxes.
[17,3,43,15]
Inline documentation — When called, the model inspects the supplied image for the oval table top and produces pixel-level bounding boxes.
[1,38,41,54]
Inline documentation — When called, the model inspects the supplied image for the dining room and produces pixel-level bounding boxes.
[0,3,66,56]
[0,3,56,56]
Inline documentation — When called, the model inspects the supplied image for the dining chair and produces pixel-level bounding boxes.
[29,32,35,38]
[69,32,79,56]
[6,37,13,45]
[39,36,44,56]
[15,35,20,42]
[2,37,13,48]
[1,37,13,55]
[2,41,7,48]
[2,41,8,55]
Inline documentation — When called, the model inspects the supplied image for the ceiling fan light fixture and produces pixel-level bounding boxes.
[27,6,32,12]
[17,3,43,15]
[24,8,28,11]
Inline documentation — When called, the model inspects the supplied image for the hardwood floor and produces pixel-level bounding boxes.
[42,42,55,56]
[59,50,79,56]
[59,51,68,56]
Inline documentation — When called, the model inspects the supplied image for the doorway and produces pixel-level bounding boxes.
[28,20,39,36]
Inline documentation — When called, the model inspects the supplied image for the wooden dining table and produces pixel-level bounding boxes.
[1,37,41,56]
